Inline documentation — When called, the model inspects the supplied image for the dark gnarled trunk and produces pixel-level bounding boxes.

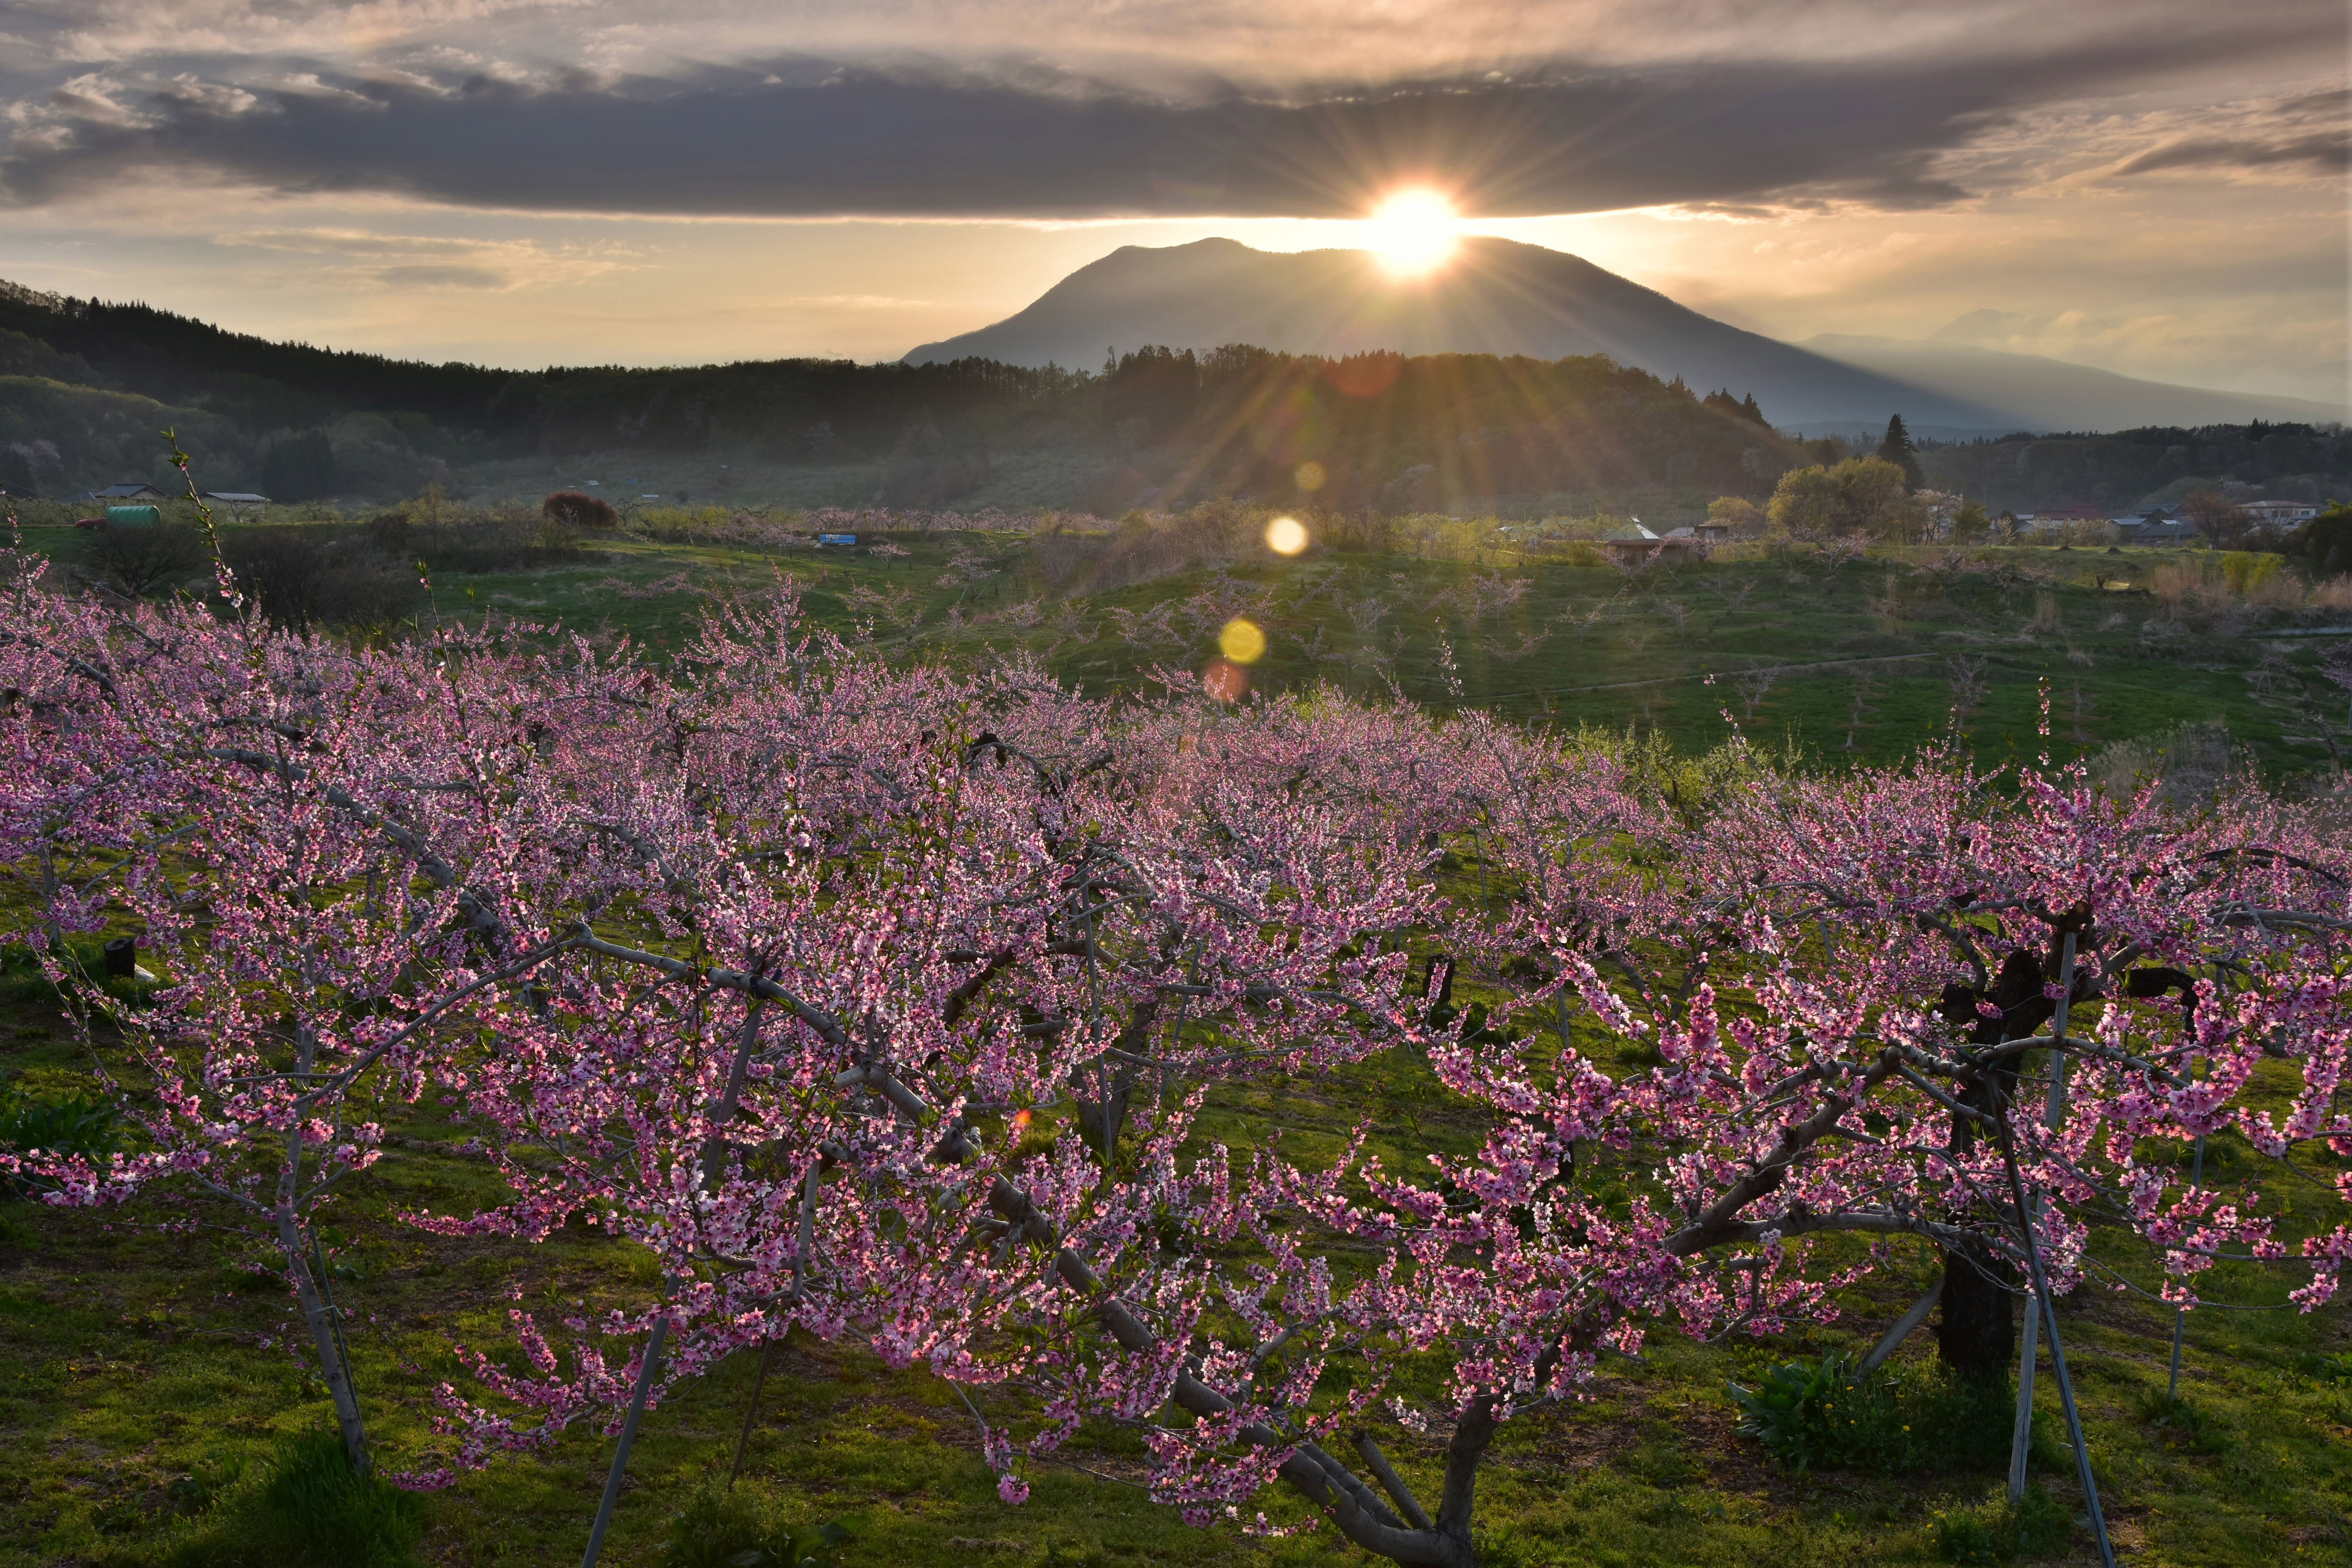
[1931,946,2049,1384]
[1936,1243,2014,1383]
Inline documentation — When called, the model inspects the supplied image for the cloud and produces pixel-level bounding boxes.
[781,294,936,309]
[209,226,637,291]
[374,263,511,289]
[0,2,2339,221]
[0,46,2310,221]
[2118,132,2348,176]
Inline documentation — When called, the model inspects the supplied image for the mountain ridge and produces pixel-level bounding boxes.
[905,236,2345,435]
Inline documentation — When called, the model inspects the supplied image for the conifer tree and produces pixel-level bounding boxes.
[1876,413,1924,490]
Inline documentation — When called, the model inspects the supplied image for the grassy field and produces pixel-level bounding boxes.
[5,513,2351,1566]
[31,507,2352,787]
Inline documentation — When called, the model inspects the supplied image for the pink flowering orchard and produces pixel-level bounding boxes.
[3,549,2348,1566]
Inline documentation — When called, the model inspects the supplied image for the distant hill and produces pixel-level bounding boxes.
[905,238,2347,435]
[0,263,2338,511]
[1802,334,2345,436]
[0,279,1085,499]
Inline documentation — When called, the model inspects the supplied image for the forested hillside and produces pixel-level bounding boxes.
[1920,424,2351,512]
[0,279,2340,519]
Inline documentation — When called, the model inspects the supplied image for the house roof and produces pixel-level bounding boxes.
[1601,524,1659,542]
[201,492,271,504]
[74,483,170,501]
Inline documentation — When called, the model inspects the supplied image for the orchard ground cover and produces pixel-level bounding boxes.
[4,942,2349,1567]
[22,497,2352,783]
[0,505,2343,1568]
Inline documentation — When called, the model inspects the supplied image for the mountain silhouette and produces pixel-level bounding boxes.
[1799,333,2346,433]
[905,237,2343,434]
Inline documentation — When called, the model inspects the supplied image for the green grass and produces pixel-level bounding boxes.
[42,511,2345,783]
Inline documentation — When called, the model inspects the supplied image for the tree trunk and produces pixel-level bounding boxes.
[1936,1243,2014,1384]
[1930,946,2045,1385]
[277,1207,370,1473]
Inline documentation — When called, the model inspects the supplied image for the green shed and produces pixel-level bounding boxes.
[105,505,162,528]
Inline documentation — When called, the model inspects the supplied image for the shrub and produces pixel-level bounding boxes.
[543,489,618,530]
[2089,719,2241,810]
[221,530,420,629]
[2299,500,2352,574]
[84,523,208,597]
[1729,1354,2038,1475]
[664,1482,849,1568]
[365,511,584,574]
[1320,509,1395,553]
[1766,457,1915,539]
[175,1428,424,1567]
[1930,1485,2071,1564]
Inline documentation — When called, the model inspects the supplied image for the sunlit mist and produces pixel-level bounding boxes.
[1365,189,1461,276]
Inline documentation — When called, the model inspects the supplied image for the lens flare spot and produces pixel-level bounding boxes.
[1265,515,1309,555]
[1366,189,1461,276]
[1219,618,1267,664]
[1293,461,1327,492]
[1203,660,1249,702]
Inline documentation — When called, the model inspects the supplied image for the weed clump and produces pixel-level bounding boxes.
[664,1481,850,1568]
[1929,1485,2071,1563]
[1729,1353,2047,1475]
[2134,1390,2232,1454]
[172,1428,424,1567]
[0,1076,116,1194]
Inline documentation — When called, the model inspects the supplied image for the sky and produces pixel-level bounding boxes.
[0,0,2343,402]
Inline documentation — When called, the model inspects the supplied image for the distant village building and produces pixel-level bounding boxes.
[2232,499,2320,533]
[201,491,271,510]
[64,482,171,505]
[1600,523,1705,563]
[2114,506,2201,546]
[2014,503,2109,535]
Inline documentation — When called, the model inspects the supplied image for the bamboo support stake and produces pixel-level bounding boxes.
[2010,931,2074,1504]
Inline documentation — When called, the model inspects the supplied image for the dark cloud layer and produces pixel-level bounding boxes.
[2118,132,2348,175]
[2,27,2338,220]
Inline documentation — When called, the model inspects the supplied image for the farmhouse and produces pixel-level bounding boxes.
[61,482,171,505]
[2115,510,2202,546]
[1600,522,1706,563]
[2232,498,2320,533]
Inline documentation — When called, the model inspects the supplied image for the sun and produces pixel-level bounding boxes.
[1365,189,1461,276]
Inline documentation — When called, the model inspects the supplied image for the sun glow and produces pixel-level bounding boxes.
[1365,189,1461,276]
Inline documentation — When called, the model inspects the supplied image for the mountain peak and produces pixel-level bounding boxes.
[904,236,1994,426]
[905,238,2348,431]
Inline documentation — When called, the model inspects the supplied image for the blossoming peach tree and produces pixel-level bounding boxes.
[3,537,2347,1568]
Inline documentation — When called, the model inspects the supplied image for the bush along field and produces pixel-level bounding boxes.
[0,493,2350,1568]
